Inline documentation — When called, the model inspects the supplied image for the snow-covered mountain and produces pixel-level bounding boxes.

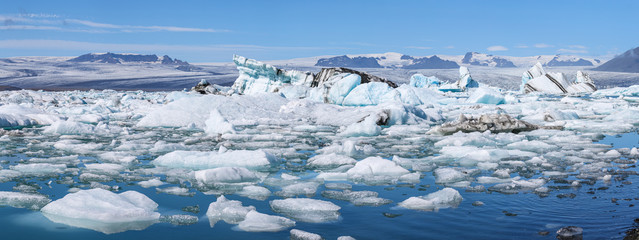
[312,52,600,69]
[315,52,459,69]
[69,52,189,65]
[594,46,639,73]
[461,52,516,68]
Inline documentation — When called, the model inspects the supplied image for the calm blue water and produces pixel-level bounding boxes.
[1,132,638,239]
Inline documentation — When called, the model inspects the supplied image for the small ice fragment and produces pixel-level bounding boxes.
[138,178,165,188]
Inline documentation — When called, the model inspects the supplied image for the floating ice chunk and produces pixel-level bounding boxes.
[40,189,160,234]
[466,87,505,105]
[602,174,612,181]
[505,140,559,153]
[342,82,393,106]
[398,188,462,211]
[290,229,324,240]
[321,190,391,206]
[0,191,50,210]
[153,150,277,170]
[270,198,340,223]
[84,163,125,176]
[156,186,194,197]
[399,172,421,183]
[489,178,546,194]
[194,167,260,186]
[316,172,349,181]
[338,236,356,240]
[307,153,357,169]
[159,214,199,225]
[42,120,95,135]
[276,182,321,198]
[98,152,138,164]
[237,210,295,232]
[204,109,236,135]
[10,163,67,176]
[279,85,309,99]
[434,168,469,184]
[237,185,272,201]
[138,178,165,188]
[346,157,410,183]
[206,195,255,226]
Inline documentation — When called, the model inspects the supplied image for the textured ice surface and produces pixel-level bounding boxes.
[398,188,463,211]
[40,189,160,234]
[270,198,341,223]
[0,191,51,210]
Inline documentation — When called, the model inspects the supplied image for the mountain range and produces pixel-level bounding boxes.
[314,52,602,69]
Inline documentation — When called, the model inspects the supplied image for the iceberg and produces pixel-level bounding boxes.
[521,63,597,94]
[466,87,505,105]
[439,66,479,92]
[40,189,160,234]
[409,74,441,88]
[232,55,314,94]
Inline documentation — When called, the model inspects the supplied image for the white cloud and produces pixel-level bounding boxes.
[534,43,554,48]
[568,45,587,49]
[487,45,508,51]
[406,46,432,50]
[557,48,588,54]
[0,14,227,33]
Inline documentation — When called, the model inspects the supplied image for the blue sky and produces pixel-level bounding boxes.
[0,0,636,62]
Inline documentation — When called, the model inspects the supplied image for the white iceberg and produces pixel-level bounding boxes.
[232,55,314,94]
[439,67,479,92]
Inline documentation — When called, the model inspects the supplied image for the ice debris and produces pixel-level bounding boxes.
[153,150,277,170]
[431,113,558,135]
[206,195,255,227]
[439,66,479,92]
